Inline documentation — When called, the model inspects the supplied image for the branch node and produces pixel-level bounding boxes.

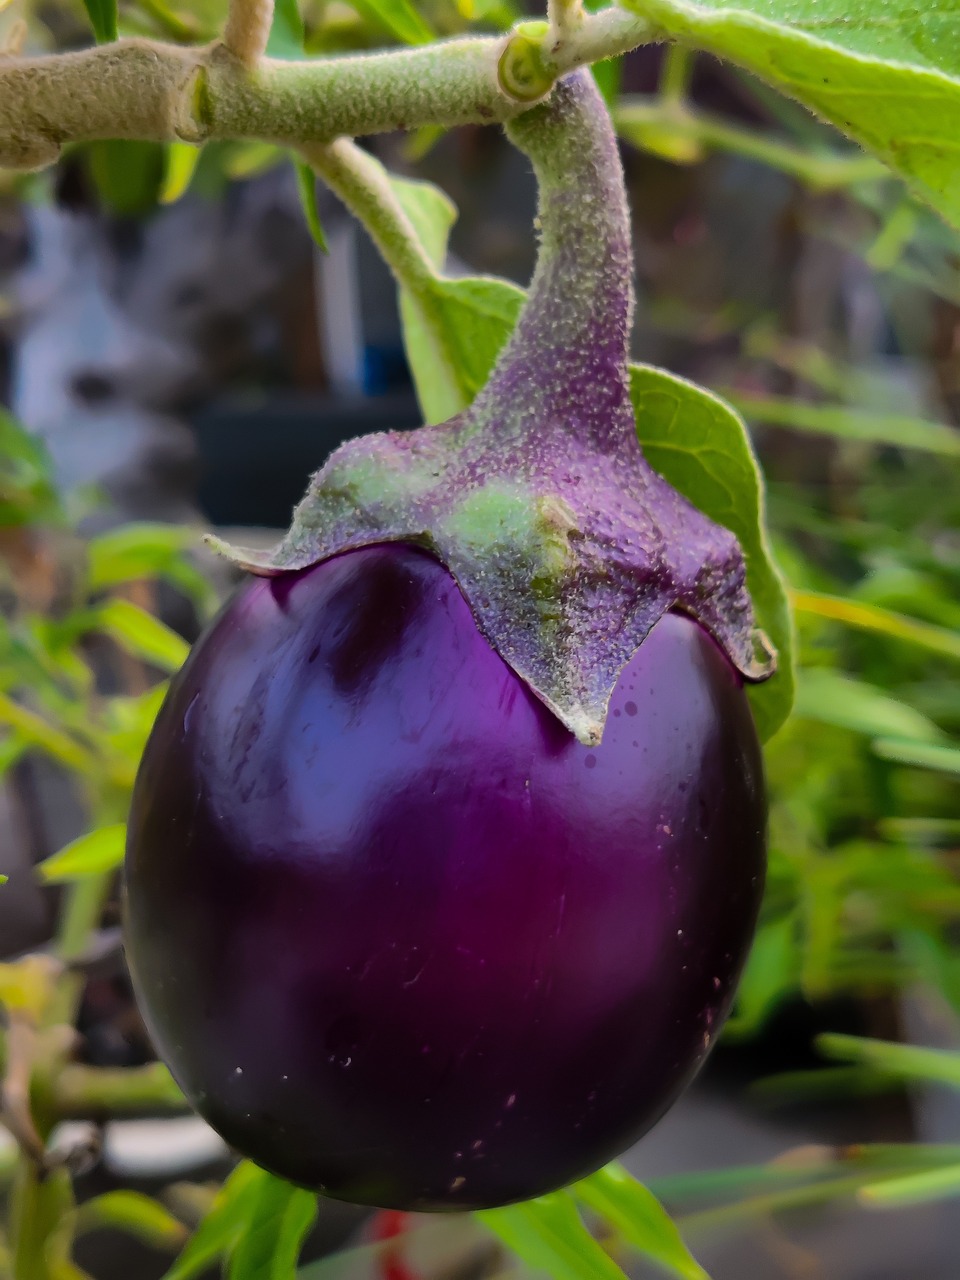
[175,62,214,142]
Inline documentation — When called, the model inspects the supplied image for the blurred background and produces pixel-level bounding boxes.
[1,0,960,1277]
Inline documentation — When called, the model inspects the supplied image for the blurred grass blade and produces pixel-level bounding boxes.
[348,0,435,45]
[161,143,202,205]
[38,824,126,884]
[727,394,960,456]
[817,1034,960,1089]
[575,1164,708,1280]
[872,738,960,775]
[227,1172,317,1280]
[478,1192,630,1280]
[791,591,960,663]
[75,1191,187,1251]
[860,1163,960,1208]
[794,669,942,742]
[81,0,117,42]
[92,598,190,673]
[294,160,329,252]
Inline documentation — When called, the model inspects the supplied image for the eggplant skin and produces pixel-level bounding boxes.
[124,542,766,1211]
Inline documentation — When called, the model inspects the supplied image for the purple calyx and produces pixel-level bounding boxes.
[213,69,776,746]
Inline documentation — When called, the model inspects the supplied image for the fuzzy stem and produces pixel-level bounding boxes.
[304,138,466,416]
[467,70,634,451]
[222,0,274,66]
[0,11,653,169]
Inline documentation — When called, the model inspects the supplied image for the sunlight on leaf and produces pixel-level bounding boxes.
[38,824,126,884]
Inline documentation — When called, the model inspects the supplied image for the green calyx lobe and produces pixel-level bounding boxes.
[212,70,775,746]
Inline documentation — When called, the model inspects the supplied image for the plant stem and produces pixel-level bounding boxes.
[615,97,888,189]
[8,1165,74,1280]
[223,0,274,66]
[304,138,466,417]
[658,44,692,104]
[53,1063,186,1118]
[0,10,653,169]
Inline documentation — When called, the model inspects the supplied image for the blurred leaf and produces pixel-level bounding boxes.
[727,394,960,456]
[0,412,60,527]
[347,0,434,45]
[38,824,125,884]
[227,1172,317,1280]
[161,1163,261,1280]
[795,669,942,742]
[267,0,305,57]
[618,0,960,231]
[161,143,202,205]
[80,0,118,41]
[87,140,166,217]
[872,738,960,776]
[294,160,329,252]
[86,523,215,611]
[591,58,623,108]
[91,598,189,673]
[725,915,799,1038]
[630,366,794,740]
[860,1163,960,1207]
[479,1193,629,1280]
[76,1191,187,1251]
[792,591,960,663]
[225,142,285,180]
[576,1165,708,1280]
[817,1034,960,1088]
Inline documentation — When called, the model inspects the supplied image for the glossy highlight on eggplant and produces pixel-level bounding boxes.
[124,543,766,1211]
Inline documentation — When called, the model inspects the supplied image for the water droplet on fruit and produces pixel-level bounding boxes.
[234,1067,243,1077]
[505,1093,517,1109]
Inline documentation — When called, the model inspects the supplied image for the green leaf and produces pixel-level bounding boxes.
[617,0,960,231]
[817,1034,960,1089]
[75,1191,187,1251]
[388,174,523,423]
[87,140,166,217]
[629,366,794,740]
[0,412,60,528]
[91,599,190,673]
[80,0,117,42]
[872,738,960,776]
[792,591,960,663]
[161,1163,261,1280]
[266,0,305,57]
[294,160,329,252]
[575,1164,708,1280]
[38,824,126,884]
[228,1173,317,1280]
[478,1193,630,1280]
[724,915,799,1038]
[346,0,434,45]
[727,394,960,456]
[794,669,942,743]
[860,1162,960,1208]
[86,523,215,612]
[161,142,202,205]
